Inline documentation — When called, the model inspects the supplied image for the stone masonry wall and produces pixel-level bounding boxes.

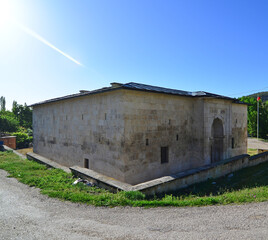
[231,103,248,156]
[203,99,247,165]
[33,88,247,185]
[33,90,126,181]
[121,90,205,184]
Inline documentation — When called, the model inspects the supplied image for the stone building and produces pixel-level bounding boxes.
[31,82,247,185]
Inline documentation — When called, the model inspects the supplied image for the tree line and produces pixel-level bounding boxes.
[0,96,33,148]
[238,96,268,139]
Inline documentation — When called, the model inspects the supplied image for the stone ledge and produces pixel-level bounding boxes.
[22,152,268,196]
[26,152,71,173]
[249,151,268,160]
[132,154,249,192]
[3,145,26,159]
[70,166,133,192]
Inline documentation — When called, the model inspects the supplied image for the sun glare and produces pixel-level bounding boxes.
[0,0,83,66]
[0,0,12,29]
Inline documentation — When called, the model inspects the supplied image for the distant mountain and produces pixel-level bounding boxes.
[247,91,268,102]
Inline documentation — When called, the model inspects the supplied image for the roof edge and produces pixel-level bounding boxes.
[30,82,241,107]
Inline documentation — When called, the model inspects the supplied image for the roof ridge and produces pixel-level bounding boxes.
[30,82,238,107]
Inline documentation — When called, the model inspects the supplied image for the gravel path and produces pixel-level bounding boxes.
[248,137,268,150]
[0,169,267,240]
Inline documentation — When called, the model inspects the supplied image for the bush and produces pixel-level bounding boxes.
[12,132,33,149]
[0,115,19,133]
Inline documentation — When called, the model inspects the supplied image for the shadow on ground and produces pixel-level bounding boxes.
[157,161,268,199]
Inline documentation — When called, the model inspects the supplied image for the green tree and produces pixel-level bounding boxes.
[239,96,268,138]
[0,96,6,111]
[0,114,19,133]
[12,101,19,117]
[12,102,32,129]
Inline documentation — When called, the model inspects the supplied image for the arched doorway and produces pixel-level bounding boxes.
[211,118,224,163]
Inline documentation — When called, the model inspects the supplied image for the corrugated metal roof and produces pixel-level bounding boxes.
[30,82,241,107]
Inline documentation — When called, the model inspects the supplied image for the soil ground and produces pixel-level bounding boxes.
[16,147,33,156]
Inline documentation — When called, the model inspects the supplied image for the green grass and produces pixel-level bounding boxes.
[0,151,267,207]
[248,148,258,156]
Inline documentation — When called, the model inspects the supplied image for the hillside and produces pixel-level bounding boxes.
[248,91,268,102]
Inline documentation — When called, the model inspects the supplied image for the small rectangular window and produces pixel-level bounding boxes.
[146,139,149,146]
[82,114,84,120]
[84,159,89,168]
[232,138,234,149]
[105,113,107,120]
[176,134,179,141]
[161,147,169,164]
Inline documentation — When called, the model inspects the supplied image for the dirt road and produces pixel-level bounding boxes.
[0,169,267,240]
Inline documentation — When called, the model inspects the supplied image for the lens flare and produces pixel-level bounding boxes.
[18,23,82,66]
[0,0,12,29]
[0,0,82,66]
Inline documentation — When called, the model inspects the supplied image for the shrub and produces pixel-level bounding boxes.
[12,131,32,149]
[0,115,19,133]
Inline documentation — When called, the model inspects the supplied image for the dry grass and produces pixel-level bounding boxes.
[16,148,33,156]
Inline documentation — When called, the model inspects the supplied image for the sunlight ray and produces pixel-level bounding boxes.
[18,23,83,66]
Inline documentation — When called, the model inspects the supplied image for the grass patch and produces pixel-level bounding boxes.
[0,151,267,207]
[248,148,258,156]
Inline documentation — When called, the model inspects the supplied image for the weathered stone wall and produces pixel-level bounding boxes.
[33,90,126,181]
[203,99,247,165]
[203,98,232,164]
[120,91,247,184]
[121,90,205,184]
[33,88,247,185]
[231,103,248,156]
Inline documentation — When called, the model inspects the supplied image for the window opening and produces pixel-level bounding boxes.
[84,159,89,168]
[161,147,169,164]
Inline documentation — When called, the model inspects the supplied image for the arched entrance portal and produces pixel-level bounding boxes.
[211,118,224,163]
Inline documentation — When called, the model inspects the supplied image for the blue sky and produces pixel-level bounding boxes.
[1,0,268,109]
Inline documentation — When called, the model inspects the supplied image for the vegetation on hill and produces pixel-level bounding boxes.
[0,151,267,207]
[0,96,33,148]
[238,96,268,138]
[248,91,268,103]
